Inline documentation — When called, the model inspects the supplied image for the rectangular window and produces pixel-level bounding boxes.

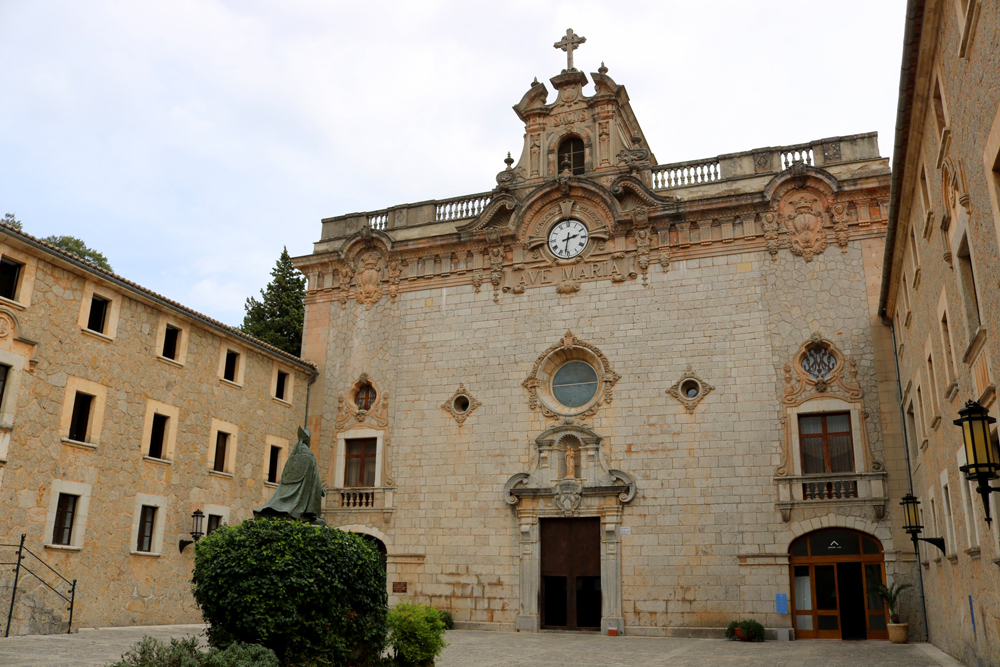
[162,325,180,360]
[51,493,78,546]
[941,313,957,383]
[68,392,94,443]
[798,413,854,474]
[148,413,169,460]
[901,275,912,317]
[214,432,229,472]
[344,438,377,487]
[906,403,919,458]
[267,445,281,484]
[926,354,940,413]
[223,350,239,382]
[0,364,9,409]
[87,295,110,333]
[275,371,288,401]
[919,165,932,216]
[916,386,927,433]
[136,505,157,552]
[207,514,223,535]
[943,483,958,555]
[956,236,982,331]
[932,78,948,136]
[0,257,23,301]
[909,228,921,271]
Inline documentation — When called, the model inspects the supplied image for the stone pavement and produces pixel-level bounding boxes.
[0,625,969,667]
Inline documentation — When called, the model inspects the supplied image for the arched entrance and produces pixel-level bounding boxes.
[789,529,889,640]
[358,533,387,571]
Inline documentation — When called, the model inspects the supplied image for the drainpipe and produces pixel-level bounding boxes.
[304,368,318,432]
[883,314,930,641]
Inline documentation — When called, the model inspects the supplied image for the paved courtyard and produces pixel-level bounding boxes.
[0,625,969,667]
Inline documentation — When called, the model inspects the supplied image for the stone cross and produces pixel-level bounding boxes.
[553,29,586,71]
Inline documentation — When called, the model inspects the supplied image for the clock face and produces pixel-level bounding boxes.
[548,219,590,259]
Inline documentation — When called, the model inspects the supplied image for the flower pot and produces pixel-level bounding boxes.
[887,623,909,644]
[734,628,747,641]
[607,628,618,636]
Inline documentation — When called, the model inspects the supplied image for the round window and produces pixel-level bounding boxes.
[355,384,377,410]
[452,395,470,414]
[551,361,600,408]
[680,379,700,399]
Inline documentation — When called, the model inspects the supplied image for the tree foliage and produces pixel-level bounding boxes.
[191,518,388,667]
[43,234,113,272]
[241,247,305,356]
[2,213,22,230]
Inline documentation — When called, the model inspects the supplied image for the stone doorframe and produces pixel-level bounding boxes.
[504,423,636,634]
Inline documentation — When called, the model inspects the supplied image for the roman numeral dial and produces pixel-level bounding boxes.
[547,219,590,259]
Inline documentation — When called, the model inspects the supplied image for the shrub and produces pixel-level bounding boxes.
[437,610,454,630]
[191,518,387,666]
[876,582,913,623]
[724,618,766,642]
[107,635,279,667]
[386,603,449,666]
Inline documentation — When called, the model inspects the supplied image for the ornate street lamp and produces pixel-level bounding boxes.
[900,493,946,554]
[954,400,999,525]
[179,509,206,553]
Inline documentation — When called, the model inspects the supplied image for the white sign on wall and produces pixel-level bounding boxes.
[620,526,631,535]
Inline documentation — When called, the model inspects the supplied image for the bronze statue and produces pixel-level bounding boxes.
[255,426,326,525]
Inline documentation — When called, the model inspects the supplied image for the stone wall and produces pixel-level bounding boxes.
[0,231,313,631]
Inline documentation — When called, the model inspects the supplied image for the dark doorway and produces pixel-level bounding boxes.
[359,534,387,571]
[540,517,601,630]
[837,562,867,640]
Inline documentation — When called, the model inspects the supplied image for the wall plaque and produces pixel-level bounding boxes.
[392,582,407,593]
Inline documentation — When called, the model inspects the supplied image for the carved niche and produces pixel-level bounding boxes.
[775,334,884,477]
[522,331,621,420]
[333,233,397,310]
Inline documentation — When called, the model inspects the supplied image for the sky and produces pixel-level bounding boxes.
[0,1,908,327]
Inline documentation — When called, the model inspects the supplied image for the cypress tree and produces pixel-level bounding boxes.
[241,247,305,356]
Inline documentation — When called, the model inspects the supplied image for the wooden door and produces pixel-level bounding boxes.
[540,517,601,630]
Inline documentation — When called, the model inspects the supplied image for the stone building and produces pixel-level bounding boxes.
[293,33,914,639]
[0,226,315,634]
[879,0,1000,663]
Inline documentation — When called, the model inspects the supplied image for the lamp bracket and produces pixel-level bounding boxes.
[179,539,194,554]
[916,537,947,555]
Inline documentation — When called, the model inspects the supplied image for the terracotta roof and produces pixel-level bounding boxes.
[0,222,316,373]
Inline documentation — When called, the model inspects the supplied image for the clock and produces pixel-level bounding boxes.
[548,219,589,259]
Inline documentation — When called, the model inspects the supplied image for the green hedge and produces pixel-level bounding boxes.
[106,636,279,667]
[386,603,448,666]
[191,518,387,666]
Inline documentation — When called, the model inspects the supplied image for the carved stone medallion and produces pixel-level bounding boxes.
[781,194,828,261]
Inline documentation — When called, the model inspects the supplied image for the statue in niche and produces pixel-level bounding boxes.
[563,442,577,479]
[255,427,326,525]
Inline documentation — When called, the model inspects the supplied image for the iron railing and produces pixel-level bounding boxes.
[2,534,76,637]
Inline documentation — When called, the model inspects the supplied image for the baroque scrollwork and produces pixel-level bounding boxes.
[782,194,828,262]
[441,383,482,425]
[666,367,715,413]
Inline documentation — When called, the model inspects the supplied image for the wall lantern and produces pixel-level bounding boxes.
[954,399,999,525]
[899,493,946,554]
[178,509,206,553]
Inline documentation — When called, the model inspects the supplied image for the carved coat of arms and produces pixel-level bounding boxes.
[553,479,582,515]
[354,253,383,309]
[782,195,828,261]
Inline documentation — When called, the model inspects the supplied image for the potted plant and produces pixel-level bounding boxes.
[877,582,913,643]
[724,619,765,642]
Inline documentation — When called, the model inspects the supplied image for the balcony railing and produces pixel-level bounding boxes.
[802,478,858,500]
[776,471,886,503]
[328,487,394,511]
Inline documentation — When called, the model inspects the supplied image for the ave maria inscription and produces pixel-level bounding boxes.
[505,254,636,295]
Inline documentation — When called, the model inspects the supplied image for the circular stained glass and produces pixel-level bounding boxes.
[801,347,837,379]
[551,361,600,408]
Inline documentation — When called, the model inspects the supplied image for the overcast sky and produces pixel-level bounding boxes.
[0,1,907,326]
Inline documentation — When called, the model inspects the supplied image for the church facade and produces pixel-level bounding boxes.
[294,34,915,638]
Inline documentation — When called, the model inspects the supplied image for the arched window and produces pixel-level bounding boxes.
[557,137,585,175]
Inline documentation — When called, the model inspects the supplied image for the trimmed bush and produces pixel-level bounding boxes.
[386,603,448,666]
[437,610,454,631]
[724,618,766,642]
[106,635,279,667]
[191,518,387,666]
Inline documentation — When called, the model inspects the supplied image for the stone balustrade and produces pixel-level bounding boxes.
[435,194,491,222]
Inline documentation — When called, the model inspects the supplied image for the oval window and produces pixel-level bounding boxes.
[551,361,599,408]
[680,379,700,399]
[453,395,471,413]
[355,384,377,410]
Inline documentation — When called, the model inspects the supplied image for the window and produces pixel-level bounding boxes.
[557,136,585,175]
[148,413,168,460]
[900,275,912,319]
[162,325,180,360]
[68,392,94,443]
[905,402,919,458]
[0,364,10,409]
[51,493,78,546]
[87,295,109,333]
[214,432,229,472]
[355,383,377,411]
[267,445,281,483]
[926,354,940,415]
[552,361,599,408]
[798,413,853,474]
[932,77,948,137]
[909,228,921,274]
[344,438,377,487]
[958,447,981,548]
[942,481,958,556]
[956,235,981,331]
[223,350,239,382]
[916,386,927,434]
[275,371,288,401]
[0,257,23,301]
[207,514,223,535]
[941,313,957,384]
[919,165,932,217]
[136,505,157,553]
